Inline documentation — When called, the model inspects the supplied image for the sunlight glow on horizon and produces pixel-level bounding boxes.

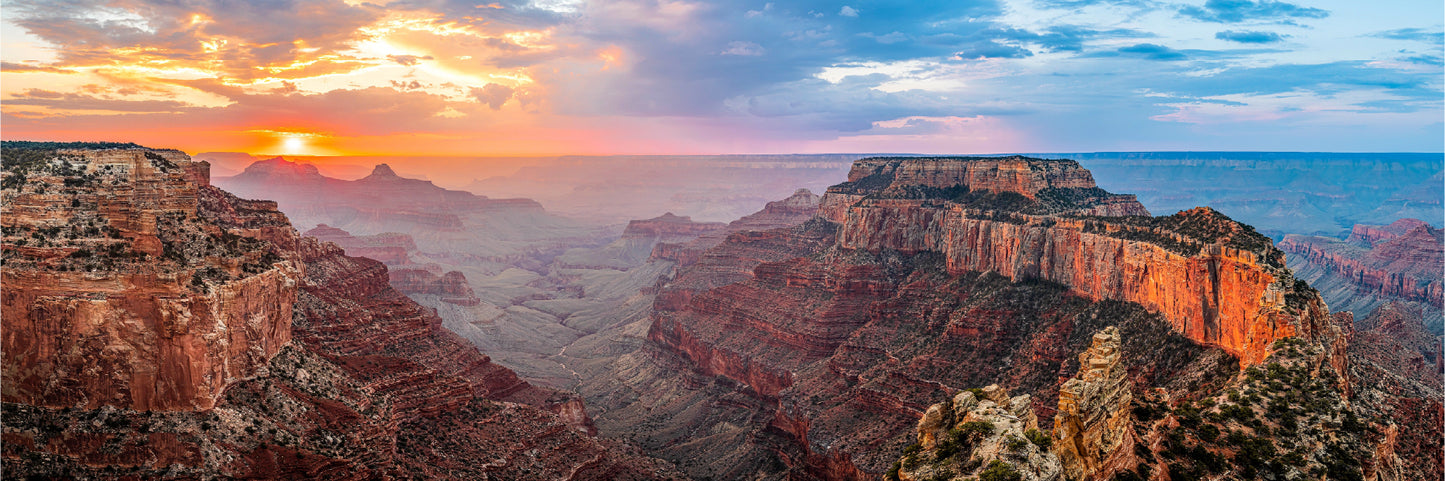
[0,0,1440,155]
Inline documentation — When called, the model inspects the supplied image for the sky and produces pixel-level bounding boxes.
[1,0,1441,156]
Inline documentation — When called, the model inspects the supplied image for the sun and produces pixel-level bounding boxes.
[283,136,305,154]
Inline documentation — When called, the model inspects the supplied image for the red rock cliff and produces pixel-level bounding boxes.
[1,145,681,479]
[1280,222,1443,311]
[822,157,1333,367]
[623,212,729,241]
[2,148,298,411]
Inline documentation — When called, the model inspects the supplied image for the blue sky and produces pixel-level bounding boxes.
[1,0,1441,154]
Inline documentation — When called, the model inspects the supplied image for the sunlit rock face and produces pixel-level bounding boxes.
[2,148,298,412]
[624,156,1332,479]
[824,156,1337,368]
[1052,327,1132,481]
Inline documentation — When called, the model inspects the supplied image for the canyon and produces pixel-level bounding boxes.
[1,144,680,478]
[4,146,1440,480]
[577,156,1336,478]
[1279,218,1443,332]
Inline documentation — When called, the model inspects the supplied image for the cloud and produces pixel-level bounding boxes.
[5,0,382,80]
[1401,54,1444,66]
[388,55,435,66]
[6,89,194,113]
[1,0,1438,154]
[1,62,76,74]
[1008,25,1153,52]
[1371,28,1445,45]
[470,83,514,110]
[861,32,909,44]
[1034,0,1154,9]
[1116,43,1188,60]
[952,41,1034,60]
[1158,61,1440,104]
[1179,0,1328,24]
[1215,30,1284,44]
[720,41,765,56]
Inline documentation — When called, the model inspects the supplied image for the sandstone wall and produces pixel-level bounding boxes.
[2,149,298,411]
[1280,228,1443,309]
[843,156,1097,197]
[834,200,1327,366]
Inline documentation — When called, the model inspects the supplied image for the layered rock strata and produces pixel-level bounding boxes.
[2,148,297,411]
[820,156,1150,220]
[651,188,821,266]
[388,268,481,306]
[303,224,416,265]
[623,212,728,242]
[822,157,1337,367]
[1346,303,1444,480]
[631,156,1348,479]
[1,145,680,479]
[638,220,1238,478]
[1280,220,1443,329]
[1051,327,1132,480]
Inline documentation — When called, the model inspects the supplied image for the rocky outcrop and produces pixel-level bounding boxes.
[2,148,298,411]
[837,156,1100,198]
[623,212,728,241]
[303,224,415,265]
[903,385,1061,481]
[1280,220,1443,329]
[626,156,1364,479]
[1347,303,1444,480]
[1347,218,1431,247]
[728,188,822,231]
[1052,327,1133,480]
[650,189,822,266]
[388,268,481,306]
[824,157,1334,368]
[636,219,1237,479]
[820,156,1150,219]
[1,144,681,479]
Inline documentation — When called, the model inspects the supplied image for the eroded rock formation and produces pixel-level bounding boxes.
[1,145,680,479]
[1347,303,1445,480]
[1280,219,1443,331]
[388,268,481,306]
[903,385,1061,481]
[303,224,416,265]
[623,212,728,241]
[628,156,1352,479]
[822,157,1338,367]
[1052,327,1132,480]
[651,188,822,266]
[2,148,297,411]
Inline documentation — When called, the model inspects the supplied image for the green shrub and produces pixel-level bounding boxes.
[1004,435,1026,452]
[959,421,995,438]
[1024,428,1051,448]
[885,461,902,481]
[978,461,1022,481]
